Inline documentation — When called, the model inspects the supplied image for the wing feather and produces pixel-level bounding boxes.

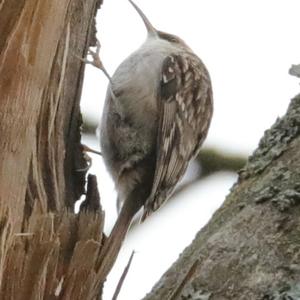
[142,52,213,220]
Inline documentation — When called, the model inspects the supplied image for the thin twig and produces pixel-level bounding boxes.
[111,251,135,300]
[168,259,200,300]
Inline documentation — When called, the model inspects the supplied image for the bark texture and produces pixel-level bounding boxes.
[143,95,300,300]
[0,0,111,299]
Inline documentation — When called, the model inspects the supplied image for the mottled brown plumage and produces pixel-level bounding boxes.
[142,52,212,219]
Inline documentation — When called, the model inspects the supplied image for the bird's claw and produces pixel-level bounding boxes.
[76,144,102,172]
[76,38,112,83]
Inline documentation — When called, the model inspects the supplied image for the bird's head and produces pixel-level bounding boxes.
[128,0,189,49]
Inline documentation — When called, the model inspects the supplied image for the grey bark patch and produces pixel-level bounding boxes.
[262,283,300,300]
[289,65,300,78]
[244,161,300,211]
[238,96,300,181]
[253,186,279,204]
[272,189,300,211]
[181,285,212,300]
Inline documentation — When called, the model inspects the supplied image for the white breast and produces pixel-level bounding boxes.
[111,38,178,127]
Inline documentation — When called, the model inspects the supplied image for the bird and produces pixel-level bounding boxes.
[90,0,213,279]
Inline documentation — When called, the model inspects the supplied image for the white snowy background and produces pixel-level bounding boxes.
[80,0,300,299]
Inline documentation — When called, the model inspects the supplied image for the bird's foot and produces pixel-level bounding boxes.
[76,39,112,83]
[76,144,102,172]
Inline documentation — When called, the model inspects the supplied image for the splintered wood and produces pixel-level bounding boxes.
[1,211,104,299]
[0,0,111,299]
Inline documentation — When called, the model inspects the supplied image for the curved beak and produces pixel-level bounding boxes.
[128,0,158,37]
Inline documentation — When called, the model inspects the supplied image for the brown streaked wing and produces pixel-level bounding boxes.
[142,52,213,220]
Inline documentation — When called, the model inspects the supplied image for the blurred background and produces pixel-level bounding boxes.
[79,0,300,299]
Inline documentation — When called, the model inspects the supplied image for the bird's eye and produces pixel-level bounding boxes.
[158,31,180,44]
[169,37,179,43]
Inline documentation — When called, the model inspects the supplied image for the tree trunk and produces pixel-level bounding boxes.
[143,95,300,299]
[0,1,110,299]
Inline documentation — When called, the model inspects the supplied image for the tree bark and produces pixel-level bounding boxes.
[143,95,300,300]
[0,1,111,299]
